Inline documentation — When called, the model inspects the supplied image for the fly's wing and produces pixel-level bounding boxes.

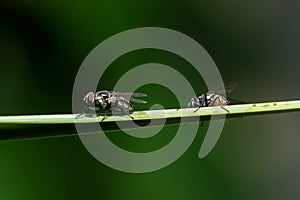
[114,92,147,104]
[224,82,237,94]
[115,92,147,97]
[129,98,147,104]
[210,82,237,94]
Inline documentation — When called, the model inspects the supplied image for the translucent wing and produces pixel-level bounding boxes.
[129,98,147,104]
[224,82,238,94]
[113,92,147,104]
[131,93,147,97]
[114,92,147,98]
[210,82,237,94]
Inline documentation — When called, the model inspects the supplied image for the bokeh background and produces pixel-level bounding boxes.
[0,0,300,199]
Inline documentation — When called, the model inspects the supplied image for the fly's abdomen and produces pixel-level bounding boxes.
[110,97,133,113]
[207,94,229,106]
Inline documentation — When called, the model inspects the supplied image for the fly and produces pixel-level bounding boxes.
[82,90,147,120]
[188,82,238,113]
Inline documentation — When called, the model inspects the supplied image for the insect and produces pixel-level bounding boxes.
[83,90,147,119]
[188,82,238,112]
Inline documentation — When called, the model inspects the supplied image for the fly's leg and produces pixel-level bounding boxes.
[101,110,108,122]
[127,103,134,120]
[76,106,96,119]
[193,107,201,113]
[210,96,230,113]
[124,110,134,120]
[127,114,134,120]
[75,114,84,119]
[220,106,230,113]
[120,107,134,120]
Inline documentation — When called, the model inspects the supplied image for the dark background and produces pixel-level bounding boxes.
[0,0,300,199]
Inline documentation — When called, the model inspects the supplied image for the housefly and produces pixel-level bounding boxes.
[188,82,238,112]
[82,90,147,119]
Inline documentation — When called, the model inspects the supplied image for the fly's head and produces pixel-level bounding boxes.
[188,97,201,108]
[84,92,95,107]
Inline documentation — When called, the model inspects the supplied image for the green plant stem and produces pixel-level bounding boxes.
[0,100,299,141]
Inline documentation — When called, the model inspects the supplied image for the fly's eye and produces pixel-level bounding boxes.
[192,97,199,101]
[84,92,95,105]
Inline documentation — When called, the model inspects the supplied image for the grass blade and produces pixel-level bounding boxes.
[0,100,299,141]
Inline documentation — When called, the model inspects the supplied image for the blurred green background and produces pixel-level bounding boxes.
[0,0,300,199]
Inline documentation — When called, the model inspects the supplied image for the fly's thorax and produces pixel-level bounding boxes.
[95,97,105,109]
[95,90,111,97]
[94,90,113,109]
